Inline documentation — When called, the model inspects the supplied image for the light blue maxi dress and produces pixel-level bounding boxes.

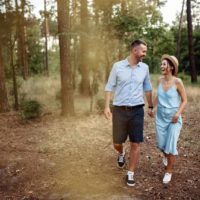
[156,82,182,155]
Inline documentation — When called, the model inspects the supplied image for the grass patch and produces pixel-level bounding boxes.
[11,73,200,114]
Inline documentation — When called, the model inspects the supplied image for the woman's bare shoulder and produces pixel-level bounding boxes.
[157,76,164,84]
[174,77,183,85]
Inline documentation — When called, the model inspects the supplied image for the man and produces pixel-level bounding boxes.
[104,39,153,186]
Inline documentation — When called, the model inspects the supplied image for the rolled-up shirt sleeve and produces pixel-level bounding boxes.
[143,67,152,92]
[105,64,117,92]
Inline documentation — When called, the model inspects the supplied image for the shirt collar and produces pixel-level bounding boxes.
[125,58,141,67]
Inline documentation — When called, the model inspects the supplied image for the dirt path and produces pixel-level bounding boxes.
[0,105,199,200]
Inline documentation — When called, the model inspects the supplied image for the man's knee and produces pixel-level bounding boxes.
[130,142,140,151]
[114,143,122,148]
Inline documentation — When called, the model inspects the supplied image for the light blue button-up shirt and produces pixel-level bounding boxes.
[105,58,152,106]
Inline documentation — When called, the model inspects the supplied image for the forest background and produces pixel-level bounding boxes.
[0,1,200,199]
[0,0,199,116]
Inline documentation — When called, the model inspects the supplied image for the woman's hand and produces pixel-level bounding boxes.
[148,108,154,118]
[171,114,179,123]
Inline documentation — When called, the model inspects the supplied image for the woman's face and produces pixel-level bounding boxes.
[160,59,172,75]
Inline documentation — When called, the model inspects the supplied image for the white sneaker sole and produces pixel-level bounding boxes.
[127,182,135,186]
[163,178,171,184]
[163,181,170,184]
[163,173,172,184]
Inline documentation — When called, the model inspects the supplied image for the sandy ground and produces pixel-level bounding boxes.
[0,103,199,200]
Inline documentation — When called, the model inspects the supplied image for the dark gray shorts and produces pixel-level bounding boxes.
[112,105,144,144]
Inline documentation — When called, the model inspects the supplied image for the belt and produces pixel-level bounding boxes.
[114,104,144,110]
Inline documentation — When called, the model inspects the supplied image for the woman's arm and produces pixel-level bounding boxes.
[153,77,162,108]
[172,78,187,123]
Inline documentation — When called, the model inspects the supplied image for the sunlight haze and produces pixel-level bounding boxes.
[30,0,183,25]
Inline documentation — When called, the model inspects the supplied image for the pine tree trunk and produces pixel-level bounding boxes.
[79,0,90,96]
[10,42,19,110]
[72,0,78,89]
[186,0,197,82]
[0,42,9,112]
[176,0,185,61]
[16,0,28,80]
[44,0,49,76]
[57,0,74,116]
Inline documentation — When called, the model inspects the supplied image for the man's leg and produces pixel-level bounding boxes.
[126,106,144,186]
[128,142,140,172]
[114,143,126,168]
[126,142,140,186]
[114,143,123,154]
[112,107,127,169]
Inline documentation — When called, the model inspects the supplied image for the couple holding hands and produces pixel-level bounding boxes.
[104,39,187,186]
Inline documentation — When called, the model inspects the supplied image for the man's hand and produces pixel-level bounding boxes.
[104,107,112,120]
[148,108,154,118]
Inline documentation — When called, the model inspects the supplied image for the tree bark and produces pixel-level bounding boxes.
[44,0,49,76]
[0,42,9,112]
[10,39,19,110]
[57,0,74,116]
[79,0,90,96]
[176,0,185,61]
[16,0,28,80]
[72,0,78,89]
[186,0,197,82]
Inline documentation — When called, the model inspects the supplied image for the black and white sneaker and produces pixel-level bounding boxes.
[117,153,126,169]
[126,171,135,186]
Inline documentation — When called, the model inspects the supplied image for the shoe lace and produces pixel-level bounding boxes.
[118,154,124,163]
[128,173,134,181]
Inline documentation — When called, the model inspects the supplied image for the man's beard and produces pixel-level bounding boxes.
[139,56,144,61]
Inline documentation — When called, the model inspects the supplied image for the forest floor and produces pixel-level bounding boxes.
[0,101,199,200]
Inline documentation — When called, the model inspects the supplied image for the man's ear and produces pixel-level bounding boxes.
[133,47,137,54]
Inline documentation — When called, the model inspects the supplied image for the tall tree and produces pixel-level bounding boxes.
[0,40,9,112]
[186,0,197,82]
[57,0,74,116]
[176,0,185,61]
[16,0,29,80]
[93,0,120,80]
[0,3,8,112]
[4,0,18,110]
[44,0,49,76]
[71,0,79,89]
[79,0,90,96]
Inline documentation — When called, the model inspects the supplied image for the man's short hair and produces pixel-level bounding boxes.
[130,39,147,49]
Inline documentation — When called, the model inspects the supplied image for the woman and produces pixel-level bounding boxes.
[154,54,187,184]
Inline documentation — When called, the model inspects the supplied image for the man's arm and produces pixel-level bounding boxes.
[104,91,112,119]
[104,63,117,120]
[145,91,154,117]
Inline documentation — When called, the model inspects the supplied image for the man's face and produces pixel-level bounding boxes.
[132,44,147,61]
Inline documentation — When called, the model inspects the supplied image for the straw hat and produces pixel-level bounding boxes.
[161,54,179,76]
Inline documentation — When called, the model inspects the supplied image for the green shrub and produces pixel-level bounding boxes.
[21,100,42,119]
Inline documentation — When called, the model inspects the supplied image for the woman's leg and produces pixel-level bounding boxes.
[166,153,175,172]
